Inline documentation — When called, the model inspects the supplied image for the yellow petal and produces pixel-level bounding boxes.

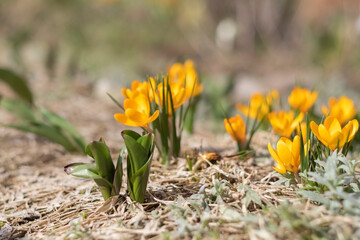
[328,118,341,135]
[273,164,287,174]
[268,143,281,165]
[277,140,292,167]
[114,113,138,127]
[310,121,322,142]
[147,110,159,123]
[321,105,329,116]
[125,109,148,126]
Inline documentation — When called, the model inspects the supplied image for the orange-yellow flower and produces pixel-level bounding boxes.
[224,115,246,143]
[321,96,357,125]
[122,80,154,101]
[156,81,186,114]
[237,93,270,120]
[310,116,359,151]
[168,60,202,99]
[114,94,159,127]
[288,87,318,113]
[268,135,301,174]
[266,90,279,106]
[268,111,304,137]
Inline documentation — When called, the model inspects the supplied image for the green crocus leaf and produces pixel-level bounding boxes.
[64,163,99,178]
[86,139,115,185]
[122,131,148,171]
[0,68,33,105]
[122,130,141,140]
[64,162,114,200]
[1,122,77,152]
[128,152,153,203]
[39,108,87,153]
[122,130,155,203]
[137,134,154,156]
[0,98,37,122]
[113,148,125,195]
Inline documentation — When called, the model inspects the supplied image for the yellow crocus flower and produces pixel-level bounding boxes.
[310,116,359,151]
[224,115,246,144]
[122,80,154,101]
[268,110,304,138]
[114,94,159,127]
[156,81,187,114]
[321,96,357,125]
[268,135,301,174]
[266,90,279,106]
[167,60,202,99]
[288,87,318,113]
[237,93,270,120]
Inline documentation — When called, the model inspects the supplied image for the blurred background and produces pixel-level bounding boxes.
[1,0,360,102]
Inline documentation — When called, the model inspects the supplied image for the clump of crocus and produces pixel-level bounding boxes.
[168,60,203,134]
[237,90,278,120]
[268,135,301,175]
[268,110,303,138]
[310,116,359,151]
[321,96,357,125]
[112,60,202,164]
[224,115,246,151]
[288,87,318,113]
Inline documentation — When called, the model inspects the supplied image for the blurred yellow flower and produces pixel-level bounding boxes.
[288,87,318,113]
[168,60,202,99]
[268,110,304,137]
[114,94,159,127]
[266,90,279,106]
[310,116,359,151]
[156,81,186,114]
[224,115,246,144]
[122,80,153,101]
[237,93,270,120]
[268,135,301,174]
[321,96,357,125]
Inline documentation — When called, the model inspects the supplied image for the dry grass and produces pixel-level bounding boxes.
[1,86,360,240]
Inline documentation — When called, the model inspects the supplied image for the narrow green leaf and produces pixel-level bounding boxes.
[2,123,77,152]
[0,68,33,104]
[0,98,37,122]
[39,108,86,153]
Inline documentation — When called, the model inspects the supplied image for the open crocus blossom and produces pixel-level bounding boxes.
[268,110,304,138]
[168,60,202,99]
[156,81,187,114]
[224,115,246,144]
[321,96,357,125]
[268,135,301,174]
[122,80,149,99]
[310,116,359,151]
[114,94,159,127]
[122,79,155,101]
[237,93,270,120]
[288,87,318,113]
